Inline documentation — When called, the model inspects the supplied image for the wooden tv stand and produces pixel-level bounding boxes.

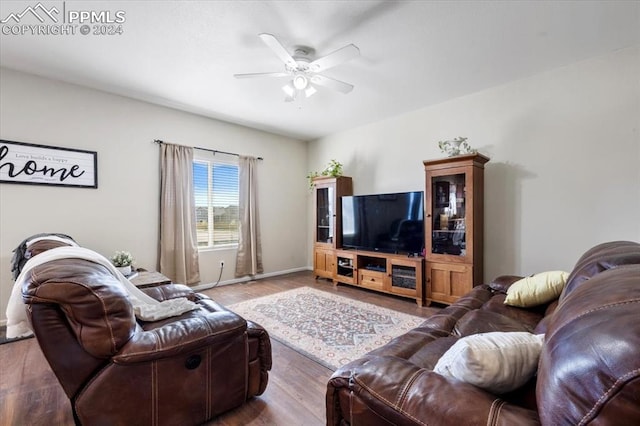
[333,249,425,306]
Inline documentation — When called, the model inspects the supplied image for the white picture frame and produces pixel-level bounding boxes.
[0,140,98,188]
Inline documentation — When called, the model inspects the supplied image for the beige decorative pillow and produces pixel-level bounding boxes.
[433,332,545,394]
[504,271,569,307]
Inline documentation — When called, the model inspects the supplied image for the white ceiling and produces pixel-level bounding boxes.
[1,1,639,141]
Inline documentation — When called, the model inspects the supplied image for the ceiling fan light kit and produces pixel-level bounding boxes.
[281,81,317,102]
[234,33,360,102]
[305,85,317,97]
[282,83,295,98]
[293,74,308,90]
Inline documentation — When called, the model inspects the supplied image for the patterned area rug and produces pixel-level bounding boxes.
[228,287,424,370]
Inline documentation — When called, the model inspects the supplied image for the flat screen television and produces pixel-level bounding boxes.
[341,191,424,254]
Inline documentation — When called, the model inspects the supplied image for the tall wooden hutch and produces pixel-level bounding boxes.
[424,153,490,305]
[312,176,353,280]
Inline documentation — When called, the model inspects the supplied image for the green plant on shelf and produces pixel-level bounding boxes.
[307,159,344,190]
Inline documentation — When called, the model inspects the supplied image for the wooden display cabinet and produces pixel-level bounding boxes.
[313,176,352,280]
[423,153,489,305]
[334,249,425,306]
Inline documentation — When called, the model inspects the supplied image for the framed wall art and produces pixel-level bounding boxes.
[0,140,98,188]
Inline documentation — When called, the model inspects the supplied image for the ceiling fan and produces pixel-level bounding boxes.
[234,33,360,102]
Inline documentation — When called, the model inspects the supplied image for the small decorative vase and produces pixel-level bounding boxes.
[447,140,463,156]
[439,139,463,157]
[116,265,131,276]
[438,137,476,157]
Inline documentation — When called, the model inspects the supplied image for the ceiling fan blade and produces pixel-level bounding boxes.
[311,74,354,94]
[234,72,289,79]
[259,33,298,69]
[309,44,360,72]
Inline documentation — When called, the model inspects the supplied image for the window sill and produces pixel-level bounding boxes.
[198,244,238,253]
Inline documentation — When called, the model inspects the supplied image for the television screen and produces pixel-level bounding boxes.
[341,191,424,254]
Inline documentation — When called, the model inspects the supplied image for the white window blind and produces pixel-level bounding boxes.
[193,154,239,248]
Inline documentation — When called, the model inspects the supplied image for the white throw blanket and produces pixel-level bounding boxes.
[26,235,79,249]
[6,246,199,339]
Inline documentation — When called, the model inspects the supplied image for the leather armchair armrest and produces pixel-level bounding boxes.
[140,283,195,302]
[113,311,246,363]
[489,275,524,293]
[328,356,539,426]
[247,320,273,370]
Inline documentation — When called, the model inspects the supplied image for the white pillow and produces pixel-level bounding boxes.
[504,271,569,307]
[433,332,545,394]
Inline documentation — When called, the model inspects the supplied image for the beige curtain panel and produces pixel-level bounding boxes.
[159,143,200,285]
[235,155,263,277]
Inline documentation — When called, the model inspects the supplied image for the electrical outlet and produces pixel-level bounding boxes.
[220,260,225,268]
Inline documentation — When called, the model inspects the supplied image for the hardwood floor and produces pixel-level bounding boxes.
[0,271,439,426]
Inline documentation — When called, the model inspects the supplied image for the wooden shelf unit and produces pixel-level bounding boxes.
[334,249,425,306]
[424,153,489,305]
[312,176,353,280]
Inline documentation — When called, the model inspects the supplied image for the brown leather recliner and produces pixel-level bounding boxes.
[19,240,271,425]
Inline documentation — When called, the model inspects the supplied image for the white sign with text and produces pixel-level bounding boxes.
[0,140,98,188]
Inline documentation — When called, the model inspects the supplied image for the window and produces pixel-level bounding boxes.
[193,154,239,248]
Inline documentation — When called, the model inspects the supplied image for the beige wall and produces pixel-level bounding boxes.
[0,68,309,322]
[308,47,640,279]
[2,46,638,322]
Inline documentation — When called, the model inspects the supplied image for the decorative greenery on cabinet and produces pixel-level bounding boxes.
[307,159,344,190]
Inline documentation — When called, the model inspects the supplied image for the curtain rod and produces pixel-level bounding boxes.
[153,139,263,160]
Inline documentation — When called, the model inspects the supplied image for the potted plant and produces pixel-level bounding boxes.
[111,250,134,276]
[307,159,344,190]
[438,137,476,157]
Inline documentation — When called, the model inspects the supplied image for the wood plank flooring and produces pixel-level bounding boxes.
[0,271,440,426]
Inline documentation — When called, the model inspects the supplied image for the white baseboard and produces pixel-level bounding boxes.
[191,266,311,291]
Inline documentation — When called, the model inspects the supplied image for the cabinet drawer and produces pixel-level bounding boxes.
[359,270,386,290]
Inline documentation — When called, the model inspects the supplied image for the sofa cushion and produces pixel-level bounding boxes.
[562,240,640,296]
[367,327,451,369]
[433,332,545,394]
[537,264,640,424]
[26,239,75,258]
[489,275,525,293]
[420,285,494,335]
[454,310,533,336]
[405,335,459,370]
[504,271,569,307]
[481,295,545,331]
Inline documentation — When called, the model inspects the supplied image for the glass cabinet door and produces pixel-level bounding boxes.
[431,173,466,256]
[316,186,334,244]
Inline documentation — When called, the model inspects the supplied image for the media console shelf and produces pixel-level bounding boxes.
[334,249,425,306]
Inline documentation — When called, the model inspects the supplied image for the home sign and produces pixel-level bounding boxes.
[0,140,98,188]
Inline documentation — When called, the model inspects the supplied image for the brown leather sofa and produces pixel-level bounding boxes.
[327,241,640,425]
[18,239,272,425]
